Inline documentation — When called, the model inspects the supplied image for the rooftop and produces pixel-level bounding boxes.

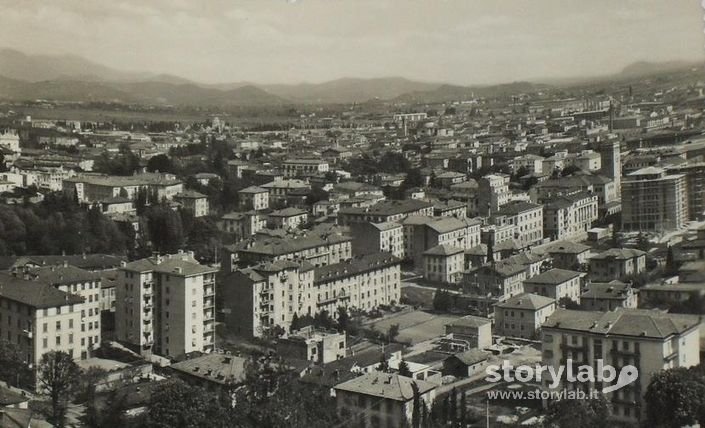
[170,353,247,385]
[523,268,581,285]
[423,244,464,256]
[334,372,437,402]
[496,293,555,310]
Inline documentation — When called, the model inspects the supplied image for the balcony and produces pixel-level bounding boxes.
[204,297,215,308]
[22,329,33,339]
[204,286,215,297]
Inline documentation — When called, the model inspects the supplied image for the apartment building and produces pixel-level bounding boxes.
[588,248,647,282]
[545,240,591,270]
[281,159,329,178]
[542,309,700,423]
[495,293,556,339]
[238,186,269,211]
[218,211,267,241]
[260,179,311,205]
[513,154,544,175]
[491,201,544,247]
[423,245,464,284]
[350,221,405,259]
[224,233,352,269]
[522,268,582,303]
[432,199,467,218]
[532,174,619,216]
[329,182,384,201]
[621,167,688,232]
[403,216,482,266]
[28,265,102,359]
[174,191,209,217]
[665,162,705,221]
[116,252,218,358]
[334,372,437,428]
[338,199,434,225]
[477,174,511,217]
[267,208,308,229]
[223,253,400,337]
[0,273,85,376]
[463,260,528,315]
[580,281,638,312]
[543,192,599,241]
[63,172,183,203]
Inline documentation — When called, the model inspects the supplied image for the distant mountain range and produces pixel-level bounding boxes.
[0,48,700,106]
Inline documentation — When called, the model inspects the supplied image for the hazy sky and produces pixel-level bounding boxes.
[1,0,704,85]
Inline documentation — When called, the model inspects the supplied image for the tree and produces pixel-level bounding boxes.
[449,387,458,423]
[665,245,678,276]
[0,341,31,388]
[388,323,400,343]
[143,379,230,428]
[38,351,80,428]
[636,232,650,252]
[377,354,390,373]
[398,360,412,378]
[336,306,349,332]
[411,382,421,428]
[146,154,175,174]
[644,366,705,428]
[433,289,453,312]
[558,296,581,310]
[290,313,301,333]
[543,395,612,428]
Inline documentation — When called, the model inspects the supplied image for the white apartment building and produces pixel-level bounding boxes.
[622,167,688,232]
[542,309,700,423]
[0,272,86,381]
[423,245,464,284]
[543,191,599,241]
[350,221,405,259]
[491,201,544,247]
[282,159,329,178]
[522,268,582,303]
[223,253,401,337]
[495,293,556,339]
[238,186,269,211]
[29,265,102,359]
[116,252,218,358]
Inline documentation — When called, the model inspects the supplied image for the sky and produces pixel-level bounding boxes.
[1,0,704,85]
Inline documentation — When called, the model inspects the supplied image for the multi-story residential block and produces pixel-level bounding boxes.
[282,159,329,178]
[588,248,647,282]
[222,253,400,337]
[542,309,700,423]
[532,174,620,216]
[267,208,308,229]
[434,171,467,188]
[403,216,482,266]
[477,174,511,216]
[115,251,218,358]
[542,192,599,241]
[338,199,434,225]
[0,272,85,376]
[432,199,467,218]
[491,201,544,247]
[621,167,688,232]
[334,372,437,428]
[260,179,310,206]
[444,315,493,349]
[28,265,102,359]
[463,260,528,315]
[665,162,705,221]
[495,293,556,339]
[174,191,209,217]
[218,211,266,240]
[224,233,352,269]
[513,154,544,175]
[580,280,638,311]
[423,245,464,284]
[350,221,404,259]
[238,186,270,211]
[522,268,582,303]
[545,240,591,270]
[63,172,183,203]
[599,140,621,198]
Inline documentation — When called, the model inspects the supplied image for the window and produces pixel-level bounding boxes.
[56,321,61,331]
[56,336,61,345]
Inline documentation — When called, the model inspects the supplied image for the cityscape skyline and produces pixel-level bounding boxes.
[1,0,704,86]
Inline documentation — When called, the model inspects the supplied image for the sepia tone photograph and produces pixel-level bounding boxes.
[0,1,703,427]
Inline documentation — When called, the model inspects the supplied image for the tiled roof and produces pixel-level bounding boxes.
[543,308,700,339]
[339,199,433,216]
[495,201,541,216]
[446,315,491,328]
[423,245,463,256]
[546,240,591,255]
[523,268,581,285]
[496,292,555,310]
[334,372,437,402]
[581,281,632,300]
[0,272,84,308]
[29,265,101,285]
[591,248,646,260]
[314,253,401,284]
[238,186,268,194]
[448,349,490,366]
[170,353,247,385]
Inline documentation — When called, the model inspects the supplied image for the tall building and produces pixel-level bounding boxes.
[115,251,218,358]
[621,167,688,232]
[542,308,700,423]
[28,265,103,359]
[0,272,85,376]
[599,140,621,199]
[222,253,401,337]
[665,162,705,221]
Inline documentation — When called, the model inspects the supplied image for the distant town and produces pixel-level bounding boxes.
[0,46,704,428]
